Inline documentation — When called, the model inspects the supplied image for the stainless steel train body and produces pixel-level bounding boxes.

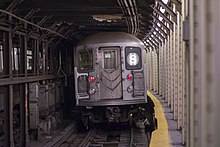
[74,32,156,129]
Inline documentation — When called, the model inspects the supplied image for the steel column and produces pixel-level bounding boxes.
[4,86,10,147]
[190,0,220,146]
[19,84,28,146]
[158,44,163,95]
[154,51,159,92]
[150,49,154,90]
[189,0,196,146]
[165,37,169,102]
[161,43,166,98]
[181,1,187,142]
[170,14,175,113]
[147,50,151,89]
[177,11,183,130]
[167,30,172,108]
[9,85,14,147]
[212,0,220,146]
[172,4,178,120]
[5,15,15,146]
[24,26,27,77]
[45,43,49,75]
[36,40,39,76]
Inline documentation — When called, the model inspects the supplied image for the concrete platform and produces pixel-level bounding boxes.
[148,91,185,147]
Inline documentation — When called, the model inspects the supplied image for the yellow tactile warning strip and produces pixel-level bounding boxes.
[147,91,171,147]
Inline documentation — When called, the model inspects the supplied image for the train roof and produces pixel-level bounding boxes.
[78,32,144,46]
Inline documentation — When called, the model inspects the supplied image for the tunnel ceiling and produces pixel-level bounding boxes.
[0,0,155,45]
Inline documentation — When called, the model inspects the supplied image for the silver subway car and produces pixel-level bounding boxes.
[74,32,157,131]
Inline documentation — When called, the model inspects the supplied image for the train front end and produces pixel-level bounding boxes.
[74,32,156,131]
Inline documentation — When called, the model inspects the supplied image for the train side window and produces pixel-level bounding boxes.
[125,47,142,70]
[103,50,117,70]
[78,49,93,72]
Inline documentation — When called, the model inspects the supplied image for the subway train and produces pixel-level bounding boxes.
[74,32,157,132]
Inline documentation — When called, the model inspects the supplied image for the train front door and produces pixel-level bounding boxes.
[99,47,122,100]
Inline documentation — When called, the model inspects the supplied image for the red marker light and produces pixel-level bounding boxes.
[88,76,95,83]
[127,74,133,81]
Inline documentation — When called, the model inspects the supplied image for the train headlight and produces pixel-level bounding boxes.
[127,85,134,93]
[89,88,96,95]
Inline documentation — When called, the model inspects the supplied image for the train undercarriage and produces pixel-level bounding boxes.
[79,97,157,134]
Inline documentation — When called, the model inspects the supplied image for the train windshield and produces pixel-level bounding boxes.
[103,50,117,70]
[78,49,93,72]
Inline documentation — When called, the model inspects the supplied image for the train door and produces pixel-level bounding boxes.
[99,47,122,99]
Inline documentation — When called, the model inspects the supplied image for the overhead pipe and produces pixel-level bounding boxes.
[117,0,131,33]
[119,0,134,34]
[124,0,135,34]
[128,0,139,35]
[117,0,139,35]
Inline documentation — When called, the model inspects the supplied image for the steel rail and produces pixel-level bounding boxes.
[130,126,134,147]
[78,128,96,147]
[43,122,76,147]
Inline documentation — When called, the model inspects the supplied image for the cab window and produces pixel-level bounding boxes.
[78,49,93,72]
[103,50,117,70]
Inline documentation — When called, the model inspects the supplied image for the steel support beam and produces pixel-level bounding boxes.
[156,0,177,23]
[154,7,174,30]
[48,26,68,43]
[12,9,40,33]
[39,22,59,40]
[149,32,163,45]
[170,0,181,13]
[0,26,42,40]
[154,23,167,38]
[143,41,153,51]
[0,0,24,17]
[148,35,160,47]
[0,75,62,86]
[27,16,52,37]
[153,15,171,32]
[54,28,74,47]
[151,27,166,42]
[146,38,157,49]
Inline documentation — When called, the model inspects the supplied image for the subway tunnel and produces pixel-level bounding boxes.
[0,0,220,147]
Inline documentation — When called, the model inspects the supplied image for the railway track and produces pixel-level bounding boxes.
[44,123,150,147]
